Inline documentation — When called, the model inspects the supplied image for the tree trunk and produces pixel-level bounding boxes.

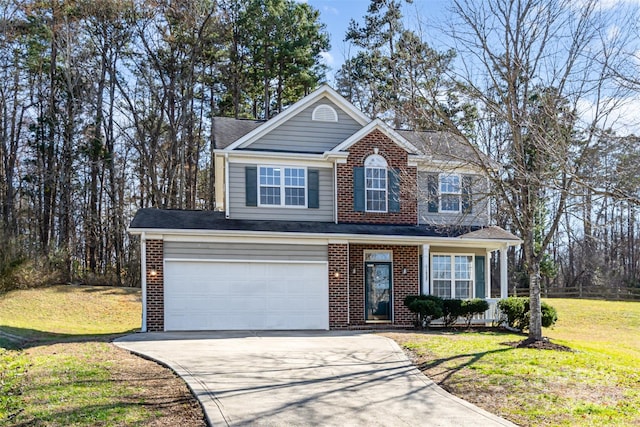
[528,264,543,341]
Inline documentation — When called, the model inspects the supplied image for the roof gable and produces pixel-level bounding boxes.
[331,119,420,155]
[224,85,370,151]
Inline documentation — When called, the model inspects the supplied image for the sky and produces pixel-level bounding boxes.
[304,0,450,79]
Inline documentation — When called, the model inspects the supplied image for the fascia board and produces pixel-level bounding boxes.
[225,151,334,168]
[331,119,420,154]
[223,86,371,151]
[127,227,521,248]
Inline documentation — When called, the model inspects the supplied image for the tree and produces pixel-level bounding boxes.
[426,0,640,342]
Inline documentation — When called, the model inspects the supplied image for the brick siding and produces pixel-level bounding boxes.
[328,243,349,328]
[348,244,419,328]
[145,239,164,332]
[337,129,417,224]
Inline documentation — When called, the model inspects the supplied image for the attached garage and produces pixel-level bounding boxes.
[161,242,329,331]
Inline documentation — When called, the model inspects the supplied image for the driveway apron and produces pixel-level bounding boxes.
[115,331,516,427]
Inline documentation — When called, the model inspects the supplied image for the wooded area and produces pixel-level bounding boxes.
[0,0,638,308]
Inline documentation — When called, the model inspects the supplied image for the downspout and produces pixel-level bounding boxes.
[333,160,338,224]
[225,153,230,218]
[140,232,147,332]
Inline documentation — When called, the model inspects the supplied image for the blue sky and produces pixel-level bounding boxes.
[305,0,450,78]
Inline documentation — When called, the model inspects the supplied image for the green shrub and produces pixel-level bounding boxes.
[497,297,558,330]
[461,298,490,328]
[404,295,443,328]
[442,299,463,327]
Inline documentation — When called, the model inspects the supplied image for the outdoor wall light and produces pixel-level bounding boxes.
[149,269,158,277]
[333,271,340,279]
[402,267,407,275]
[352,268,356,274]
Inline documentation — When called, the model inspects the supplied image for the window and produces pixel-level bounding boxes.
[365,155,388,212]
[431,254,474,299]
[258,166,306,207]
[439,174,461,212]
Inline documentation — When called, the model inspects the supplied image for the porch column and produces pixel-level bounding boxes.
[421,244,430,295]
[485,251,492,299]
[500,245,508,298]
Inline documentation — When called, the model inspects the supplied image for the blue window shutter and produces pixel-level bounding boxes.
[462,175,473,214]
[307,169,319,209]
[245,166,257,206]
[427,174,438,213]
[388,168,400,213]
[353,167,365,212]
[475,256,486,298]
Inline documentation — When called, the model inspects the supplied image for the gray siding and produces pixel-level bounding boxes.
[417,172,490,227]
[229,162,335,221]
[248,100,362,152]
[164,242,328,261]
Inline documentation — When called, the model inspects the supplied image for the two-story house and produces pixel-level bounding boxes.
[129,86,520,332]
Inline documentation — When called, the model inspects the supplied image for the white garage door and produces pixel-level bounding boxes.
[164,261,329,331]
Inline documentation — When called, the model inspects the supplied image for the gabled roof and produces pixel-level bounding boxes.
[223,85,371,151]
[459,226,521,242]
[397,130,494,167]
[331,119,420,155]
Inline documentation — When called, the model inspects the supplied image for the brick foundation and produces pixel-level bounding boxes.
[145,239,164,332]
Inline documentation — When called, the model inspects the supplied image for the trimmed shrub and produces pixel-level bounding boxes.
[442,299,464,327]
[497,297,558,330]
[461,298,490,328]
[404,295,444,328]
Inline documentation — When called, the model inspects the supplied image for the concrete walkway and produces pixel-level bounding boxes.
[115,331,516,427]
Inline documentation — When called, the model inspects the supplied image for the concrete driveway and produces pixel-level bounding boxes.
[115,331,516,426]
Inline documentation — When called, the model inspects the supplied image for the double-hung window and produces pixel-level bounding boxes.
[439,174,461,212]
[258,166,306,207]
[432,254,473,299]
[365,154,388,212]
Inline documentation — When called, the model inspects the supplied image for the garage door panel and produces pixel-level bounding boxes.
[164,261,328,331]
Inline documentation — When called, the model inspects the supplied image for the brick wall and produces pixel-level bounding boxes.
[145,239,164,332]
[337,129,417,224]
[328,243,349,328]
[348,244,419,327]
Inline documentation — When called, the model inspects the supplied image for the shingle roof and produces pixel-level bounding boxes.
[129,208,484,238]
[459,226,521,241]
[213,117,265,149]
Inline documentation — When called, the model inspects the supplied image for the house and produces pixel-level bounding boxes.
[128,86,520,332]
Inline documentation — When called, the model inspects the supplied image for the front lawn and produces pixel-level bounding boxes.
[384,298,640,426]
[0,285,205,426]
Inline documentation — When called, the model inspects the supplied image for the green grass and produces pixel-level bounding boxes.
[387,298,640,427]
[0,285,170,426]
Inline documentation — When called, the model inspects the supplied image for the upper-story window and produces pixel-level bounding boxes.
[439,174,461,212]
[312,104,338,122]
[426,173,472,214]
[259,166,306,207]
[365,154,388,212]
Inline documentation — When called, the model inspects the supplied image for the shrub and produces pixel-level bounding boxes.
[442,299,463,327]
[497,297,558,330]
[461,298,490,328]
[404,295,443,328]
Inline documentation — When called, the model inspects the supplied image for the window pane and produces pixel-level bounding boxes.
[440,175,460,193]
[285,187,305,206]
[432,255,452,279]
[366,190,387,211]
[365,252,392,262]
[455,256,473,279]
[441,195,460,212]
[434,280,451,298]
[455,281,471,299]
[260,187,281,205]
[284,168,305,187]
[365,167,387,212]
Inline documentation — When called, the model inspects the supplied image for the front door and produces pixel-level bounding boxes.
[365,263,392,321]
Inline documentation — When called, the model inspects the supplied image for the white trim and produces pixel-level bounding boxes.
[421,244,430,295]
[222,150,340,167]
[364,161,388,213]
[140,232,147,332]
[333,162,338,223]
[438,173,462,213]
[485,251,492,299]
[164,258,328,265]
[500,245,509,298]
[128,227,520,249]
[312,104,338,122]
[224,153,230,218]
[431,253,475,299]
[224,85,370,151]
[331,119,420,154]
[257,165,308,208]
